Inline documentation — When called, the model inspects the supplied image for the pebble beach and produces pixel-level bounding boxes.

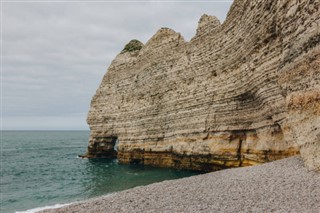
[41,156,320,213]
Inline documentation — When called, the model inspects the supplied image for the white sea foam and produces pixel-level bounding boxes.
[16,203,72,213]
[16,193,117,213]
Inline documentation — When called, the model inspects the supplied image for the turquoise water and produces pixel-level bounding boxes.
[0,131,200,213]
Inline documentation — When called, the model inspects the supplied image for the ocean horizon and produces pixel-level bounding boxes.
[1,131,200,213]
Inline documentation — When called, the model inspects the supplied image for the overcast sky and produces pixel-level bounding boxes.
[2,0,233,130]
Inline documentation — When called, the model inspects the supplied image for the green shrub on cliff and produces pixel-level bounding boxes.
[121,39,143,54]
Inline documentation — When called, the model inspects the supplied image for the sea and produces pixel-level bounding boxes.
[0,131,200,213]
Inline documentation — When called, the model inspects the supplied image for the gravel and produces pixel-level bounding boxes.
[41,156,320,213]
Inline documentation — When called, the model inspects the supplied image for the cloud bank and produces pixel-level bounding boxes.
[2,1,233,130]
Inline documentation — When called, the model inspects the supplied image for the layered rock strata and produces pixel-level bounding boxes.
[86,0,320,171]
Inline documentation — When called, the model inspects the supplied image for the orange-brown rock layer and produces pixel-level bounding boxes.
[86,0,319,171]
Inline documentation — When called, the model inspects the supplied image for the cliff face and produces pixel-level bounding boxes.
[86,0,320,171]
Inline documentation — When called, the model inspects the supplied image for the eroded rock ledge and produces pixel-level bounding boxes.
[86,0,320,171]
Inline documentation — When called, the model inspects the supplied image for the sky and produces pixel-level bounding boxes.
[1,0,233,130]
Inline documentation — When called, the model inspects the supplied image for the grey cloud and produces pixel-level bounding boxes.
[3,1,233,130]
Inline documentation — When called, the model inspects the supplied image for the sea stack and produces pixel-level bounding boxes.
[86,0,320,171]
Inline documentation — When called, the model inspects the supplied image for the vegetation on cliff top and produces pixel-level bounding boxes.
[121,39,143,54]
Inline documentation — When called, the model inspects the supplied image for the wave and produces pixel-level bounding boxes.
[2,146,83,152]
[16,203,72,213]
[16,194,115,213]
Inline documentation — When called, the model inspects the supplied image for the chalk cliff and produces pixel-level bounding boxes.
[86,0,320,171]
